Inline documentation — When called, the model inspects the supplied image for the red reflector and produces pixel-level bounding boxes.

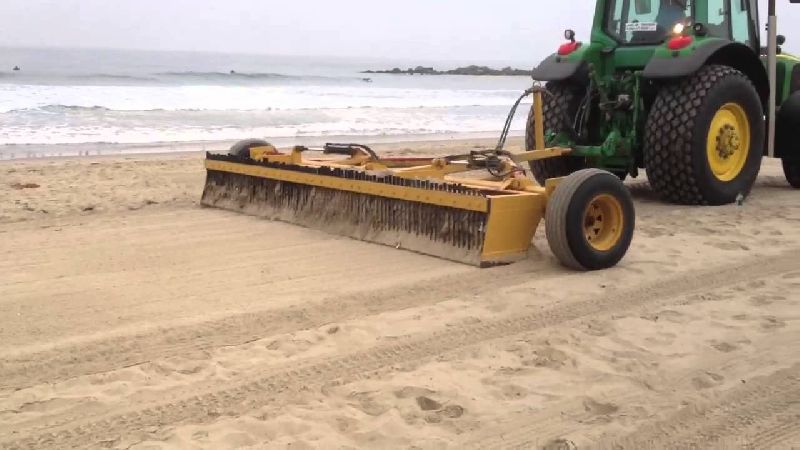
[667,35,693,50]
[558,42,581,56]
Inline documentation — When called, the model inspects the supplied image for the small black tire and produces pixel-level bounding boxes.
[545,169,635,271]
[644,65,764,205]
[229,139,274,158]
[525,82,587,185]
[783,159,800,188]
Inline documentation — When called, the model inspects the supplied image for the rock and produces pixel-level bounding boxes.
[361,65,532,76]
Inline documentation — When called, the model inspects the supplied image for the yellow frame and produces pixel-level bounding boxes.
[204,91,568,266]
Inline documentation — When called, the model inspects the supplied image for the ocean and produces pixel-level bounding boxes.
[0,47,535,158]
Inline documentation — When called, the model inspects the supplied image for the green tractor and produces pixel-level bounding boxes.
[528,0,800,204]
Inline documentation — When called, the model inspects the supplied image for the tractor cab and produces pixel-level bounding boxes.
[604,0,759,49]
[606,0,691,45]
[528,0,800,205]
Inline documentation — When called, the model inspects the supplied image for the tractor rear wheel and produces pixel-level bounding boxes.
[526,82,586,185]
[644,65,764,205]
[783,159,800,188]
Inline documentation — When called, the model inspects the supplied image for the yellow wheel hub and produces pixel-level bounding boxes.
[583,194,624,252]
[706,103,750,182]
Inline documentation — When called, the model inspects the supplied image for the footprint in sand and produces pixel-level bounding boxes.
[704,241,751,251]
[191,430,209,441]
[423,403,465,423]
[582,319,615,337]
[640,226,671,238]
[711,341,739,353]
[640,309,689,324]
[412,395,465,423]
[542,438,578,450]
[733,280,767,292]
[348,392,390,416]
[394,386,436,399]
[493,384,530,400]
[334,416,359,433]
[761,316,787,330]
[581,398,619,424]
[691,371,725,390]
[523,346,571,369]
[416,396,442,411]
[749,294,787,306]
[219,432,256,448]
[441,404,464,418]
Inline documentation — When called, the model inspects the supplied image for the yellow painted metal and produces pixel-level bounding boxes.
[533,90,545,151]
[207,138,587,265]
[250,147,300,164]
[445,176,545,194]
[705,102,751,182]
[480,193,545,263]
[205,159,490,212]
[248,144,279,160]
[583,194,624,252]
[512,147,571,163]
[391,160,472,178]
[252,147,375,167]
[544,176,564,197]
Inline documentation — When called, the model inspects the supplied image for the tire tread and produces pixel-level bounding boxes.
[644,65,762,205]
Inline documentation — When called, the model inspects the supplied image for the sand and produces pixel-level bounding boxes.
[1,137,800,449]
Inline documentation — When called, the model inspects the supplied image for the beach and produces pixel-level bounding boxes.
[2,138,800,449]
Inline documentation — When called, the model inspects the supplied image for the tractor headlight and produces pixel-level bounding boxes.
[672,22,686,35]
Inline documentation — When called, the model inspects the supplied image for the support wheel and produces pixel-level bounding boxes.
[229,139,275,158]
[644,65,764,205]
[526,82,587,185]
[545,169,635,271]
[783,159,800,188]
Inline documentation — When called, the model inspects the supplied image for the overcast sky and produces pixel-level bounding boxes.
[0,0,798,63]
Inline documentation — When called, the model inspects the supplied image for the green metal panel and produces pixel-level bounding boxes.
[538,0,793,173]
[613,47,658,69]
[765,54,800,103]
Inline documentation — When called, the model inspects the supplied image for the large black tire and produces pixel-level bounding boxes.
[545,169,635,271]
[783,159,800,188]
[525,83,587,185]
[229,138,274,158]
[644,65,764,205]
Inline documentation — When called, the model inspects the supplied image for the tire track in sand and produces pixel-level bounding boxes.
[3,250,799,449]
[601,363,800,449]
[460,277,798,450]
[0,262,535,391]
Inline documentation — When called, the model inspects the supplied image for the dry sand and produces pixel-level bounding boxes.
[1,137,800,449]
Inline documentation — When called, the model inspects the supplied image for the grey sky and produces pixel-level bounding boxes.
[0,0,798,62]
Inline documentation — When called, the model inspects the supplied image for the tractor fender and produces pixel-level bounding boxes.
[776,91,800,160]
[531,53,589,83]
[643,40,769,106]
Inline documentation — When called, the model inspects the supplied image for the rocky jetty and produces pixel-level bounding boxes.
[362,65,532,76]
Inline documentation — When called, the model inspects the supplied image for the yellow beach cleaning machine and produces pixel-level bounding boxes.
[201,88,635,270]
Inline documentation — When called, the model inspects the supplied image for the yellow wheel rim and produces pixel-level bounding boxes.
[706,102,750,182]
[584,194,624,252]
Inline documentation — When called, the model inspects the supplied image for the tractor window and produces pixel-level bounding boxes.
[605,0,693,45]
[748,0,760,48]
[705,0,732,39]
[730,0,751,44]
